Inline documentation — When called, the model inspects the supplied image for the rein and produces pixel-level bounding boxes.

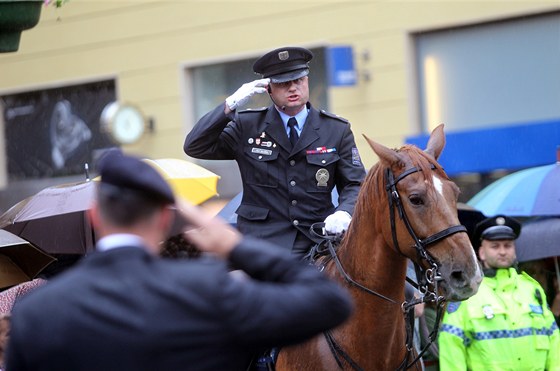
[308,226,396,304]
[314,164,467,370]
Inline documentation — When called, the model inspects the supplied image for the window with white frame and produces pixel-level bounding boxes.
[414,12,560,133]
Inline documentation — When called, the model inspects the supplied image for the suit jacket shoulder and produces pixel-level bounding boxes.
[319,109,349,124]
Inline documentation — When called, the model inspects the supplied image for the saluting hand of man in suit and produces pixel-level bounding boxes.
[177,199,241,259]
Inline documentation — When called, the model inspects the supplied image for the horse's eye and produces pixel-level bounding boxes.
[409,195,424,206]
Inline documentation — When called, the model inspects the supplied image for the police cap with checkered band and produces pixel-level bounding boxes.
[474,215,522,242]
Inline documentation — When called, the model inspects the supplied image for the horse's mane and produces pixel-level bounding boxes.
[346,144,447,241]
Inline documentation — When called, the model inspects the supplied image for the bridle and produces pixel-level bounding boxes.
[385,164,466,370]
[386,164,467,269]
[319,163,467,371]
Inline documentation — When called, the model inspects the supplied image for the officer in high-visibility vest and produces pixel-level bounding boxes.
[439,215,560,370]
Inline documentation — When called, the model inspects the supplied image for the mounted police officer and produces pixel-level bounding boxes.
[184,46,366,258]
[439,215,560,370]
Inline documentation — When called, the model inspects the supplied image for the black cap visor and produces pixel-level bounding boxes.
[481,226,516,241]
[269,68,309,84]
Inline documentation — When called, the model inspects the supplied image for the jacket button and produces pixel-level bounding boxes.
[291,200,297,206]
[322,160,326,164]
[293,220,299,226]
[290,180,296,186]
[290,160,296,166]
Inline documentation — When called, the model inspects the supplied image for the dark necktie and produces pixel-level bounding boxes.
[288,117,299,148]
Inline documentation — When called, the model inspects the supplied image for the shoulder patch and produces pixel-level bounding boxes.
[239,107,268,114]
[529,304,544,314]
[446,302,461,313]
[320,109,349,123]
[352,147,362,166]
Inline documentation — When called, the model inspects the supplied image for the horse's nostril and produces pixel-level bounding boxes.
[451,270,466,286]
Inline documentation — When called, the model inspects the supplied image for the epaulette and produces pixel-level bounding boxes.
[238,107,268,114]
[320,109,349,123]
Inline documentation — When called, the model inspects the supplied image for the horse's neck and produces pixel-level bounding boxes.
[338,222,408,302]
[328,220,411,368]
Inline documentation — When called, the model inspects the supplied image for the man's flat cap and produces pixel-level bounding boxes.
[253,47,313,83]
[97,150,175,205]
[474,215,521,242]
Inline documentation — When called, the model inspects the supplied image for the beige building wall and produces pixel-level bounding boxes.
[0,0,558,204]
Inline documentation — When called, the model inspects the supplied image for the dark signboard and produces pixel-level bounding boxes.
[2,80,116,180]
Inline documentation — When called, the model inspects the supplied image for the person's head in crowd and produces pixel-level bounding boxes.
[161,234,201,259]
[473,215,521,270]
[90,150,176,254]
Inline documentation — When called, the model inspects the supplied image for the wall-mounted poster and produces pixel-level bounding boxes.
[2,80,116,180]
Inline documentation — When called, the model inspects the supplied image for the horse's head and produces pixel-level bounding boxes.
[363,124,482,301]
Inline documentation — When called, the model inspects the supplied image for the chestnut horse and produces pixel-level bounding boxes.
[276,124,483,370]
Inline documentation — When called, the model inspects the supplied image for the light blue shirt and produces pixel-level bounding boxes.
[277,108,309,138]
[96,233,145,252]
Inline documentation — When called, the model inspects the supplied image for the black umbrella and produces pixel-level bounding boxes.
[0,230,55,289]
[0,181,96,255]
[0,180,190,255]
[516,218,560,303]
[516,217,560,263]
[457,203,486,248]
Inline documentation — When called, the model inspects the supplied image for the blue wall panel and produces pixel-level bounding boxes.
[406,119,560,176]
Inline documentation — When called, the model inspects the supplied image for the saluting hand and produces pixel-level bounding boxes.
[225,78,270,113]
[176,199,242,259]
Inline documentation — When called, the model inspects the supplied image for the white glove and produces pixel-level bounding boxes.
[324,211,352,234]
[225,78,270,111]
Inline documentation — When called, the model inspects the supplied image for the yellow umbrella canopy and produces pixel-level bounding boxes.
[143,158,220,205]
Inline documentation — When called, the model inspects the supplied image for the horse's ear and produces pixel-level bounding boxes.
[424,124,446,160]
[363,134,405,166]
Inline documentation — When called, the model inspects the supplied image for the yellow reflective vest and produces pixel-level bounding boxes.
[439,268,560,370]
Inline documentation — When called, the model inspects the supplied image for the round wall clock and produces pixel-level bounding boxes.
[101,102,146,145]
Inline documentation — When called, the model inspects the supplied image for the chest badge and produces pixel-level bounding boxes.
[482,305,494,319]
[316,169,329,187]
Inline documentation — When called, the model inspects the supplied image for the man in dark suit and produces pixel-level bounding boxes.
[184,46,366,258]
[5,151,353,371]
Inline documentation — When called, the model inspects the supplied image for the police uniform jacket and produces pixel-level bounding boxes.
[439,267,560,370]
[184,103,366,250]
[6,236,353,371]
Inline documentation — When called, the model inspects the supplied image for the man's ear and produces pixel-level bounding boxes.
[87,203,100,230]
[159,205,175,235]
[477,243,486,262]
